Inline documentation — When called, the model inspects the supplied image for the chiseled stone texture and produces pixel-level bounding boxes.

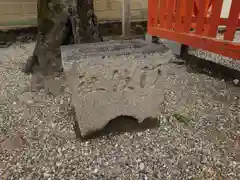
[61,39,171,137]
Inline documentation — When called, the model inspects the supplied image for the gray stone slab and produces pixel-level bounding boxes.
[61,39,172,137]
[60,39,168,71]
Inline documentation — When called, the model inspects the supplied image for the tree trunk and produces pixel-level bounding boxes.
[23,0,102,75]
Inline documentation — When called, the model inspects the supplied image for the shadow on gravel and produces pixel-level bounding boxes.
[182,54,240,86]
[74,116,160,141]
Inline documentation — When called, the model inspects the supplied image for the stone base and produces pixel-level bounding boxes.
[61,39,172,137]
[162,39,188,58]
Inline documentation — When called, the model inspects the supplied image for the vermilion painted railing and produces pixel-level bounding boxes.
[147,0,240,59]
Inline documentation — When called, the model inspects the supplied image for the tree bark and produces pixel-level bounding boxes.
[23,0,102,75]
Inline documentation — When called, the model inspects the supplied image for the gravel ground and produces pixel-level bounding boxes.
[188,31,240,71]
[0,38,240,180]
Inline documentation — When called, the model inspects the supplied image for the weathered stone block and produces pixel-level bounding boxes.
[61,39,171,137]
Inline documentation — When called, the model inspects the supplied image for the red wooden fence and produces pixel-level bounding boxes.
[147,0,240,59]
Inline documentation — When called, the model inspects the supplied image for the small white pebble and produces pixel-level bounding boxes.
[136,158,142,163]
[27,100,34,104]
[93,168,98,173]
[233,79,239,85]
[139,162,145,171]
[230,161,237,168]
[144,175,148,180]
[44,173,51,177]
[137,132,143,136]
[56,162,62,167]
